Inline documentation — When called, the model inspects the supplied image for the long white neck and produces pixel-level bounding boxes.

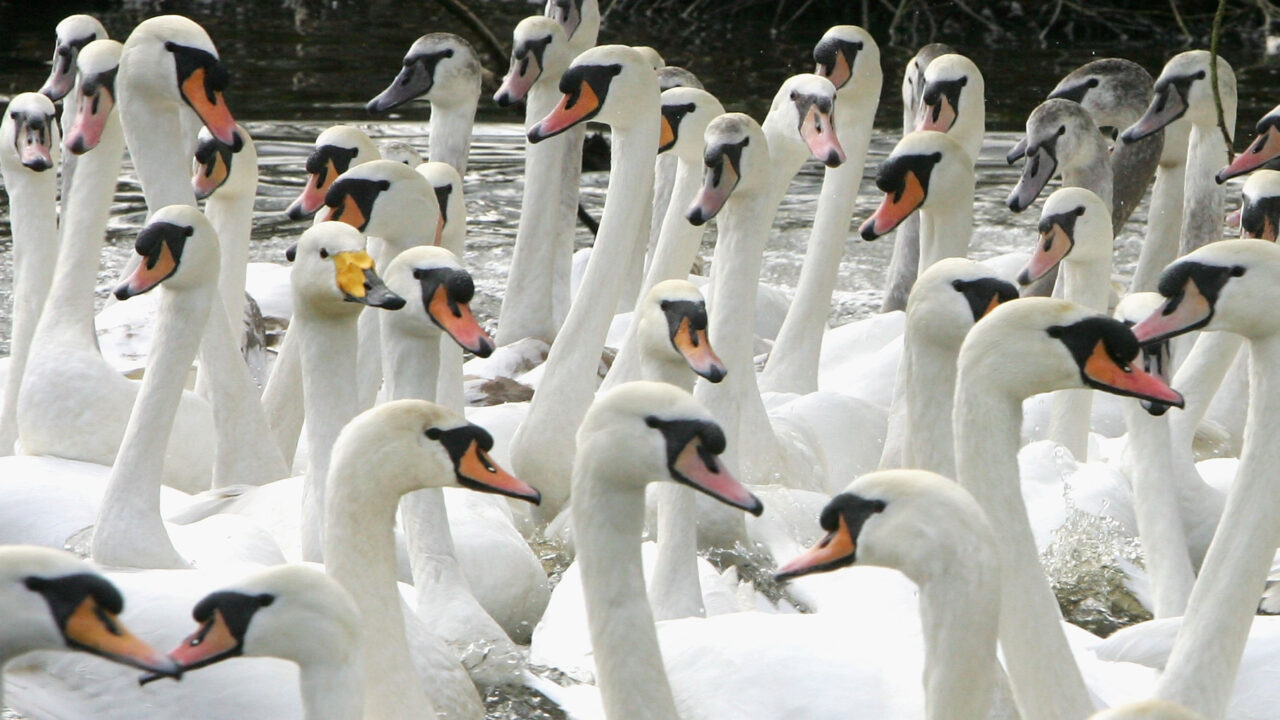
[916,552,1002,720]
[36,112,124,352]
[1063,152,1114,216]
[760,87,878,395]
[1168,332,1244,451]
[1179,123,1231,256]
[261,328,305,466]
[952,378,1093,720]
[1155,333,1280,719]
[496,73,575,345]
[205,169,255,331]
[1048,256,1113,459]
[573,449,680,720]
[325,457,436,720]
[297,307,360,562]
[1121,402,1195,618]
[646,153,679,275]
[0,157,60,454]
[918,193,973,271]
[429,98,477,176]
[92,286,213,569]
[1130,159,1186,293]
[512,111,659,519]
[118,99,196,214]
[299,658,364,720]
[896,334,961,477]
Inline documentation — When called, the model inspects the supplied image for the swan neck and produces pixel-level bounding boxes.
[205,175,255,331]
[917,557,1001,720]
[644,158,708,288]
[118,95,196,213]
[919,195,973,270]
[902,333,959,477]
[299,658,364,720]
[1180,125,1228,255]
[429,97,477,175]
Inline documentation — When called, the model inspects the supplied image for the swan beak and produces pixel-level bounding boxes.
[686,155,740,226]
[116,237,179,299]
[1006,136,1028,165]
[528,80,601,143]
[801,105,845,167]
[66,87,114,155]
[14,117,54,171]
[334,251,406,309]
[1006,147,1057,212]
[659,113,677,153]
[671,438,762,516]
[1081,340,1185,407]
[192,144,231,201]
[287,167,334,220]
[858,170,925,240]
[324,193,368,231]
[1132,280,1213,345]
[1017,223,1072,286]
[916,95,957,133]
[456,440,541,504]
[816,48,852,91]
[1226,207,1243,228]
[672,318,725,383]
[1121,88,1184,144]
[162,609,241,676]
[494,55,539,107]
[1217,125,1280,184]
[774,517,856,581]
[427,284,494,357]
[40,50,77,101]
[179,68,237,147]
[62,597,181,678]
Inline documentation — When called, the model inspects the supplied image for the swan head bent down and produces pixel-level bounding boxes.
[859,130,970,240]
[320,159,437,240]
[383,246,494,356]
[286,221,405,314]
[192,123,252,199]
[286,125,380,220]
[1134,239,1280,344]
[960,298,1184,407]
[64,39,123,155]
[39,14,108,101]
[637,280,726,382]
[685,112,769,224]
[909,258,1019,350]
[1123,50,1234,144]
[658,87,724,157]
[1,93,59,172]
[0,546,178,677]
[494,16,569,107]
[118,15,237,146]
[115,205,219,299]
[366,33,481,114]
[1018,186,1111,285]
[527,44,659,142]
[1007,99,1104,212]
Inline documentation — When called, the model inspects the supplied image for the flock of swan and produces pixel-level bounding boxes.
[3,2,1280,719]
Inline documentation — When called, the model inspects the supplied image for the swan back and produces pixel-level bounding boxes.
[1089,700,1207,720]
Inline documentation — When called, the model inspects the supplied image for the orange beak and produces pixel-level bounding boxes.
[456,440,541,504]
[529,80,600,142]
[775,516,856,581]
[673,318,725,382]
[1081,340,1185,407]
[1017,223,1072,286]
[179,68,237,146]
[426,284,494,357]
[859,171,925,240]
[63,597,180,677]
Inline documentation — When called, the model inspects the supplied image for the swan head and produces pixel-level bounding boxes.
[115,205,219,299]
[960,297,1184,407]
[1122,50,1234,144]
[658,87,724,159]
[637,280,725,382]
[1048,58,1153,131]
[1088,700,1207,720]
[1006,99,1103,213]
[383,246,494,357]
[40,14,108,101]
[63,39,122,156]
[902,43,955,111]
[379,140,422,167]
[914,53,984,146]
[286,221,405,314]
[776,469,996,586]
[494,17,569,108]
[0,546,178,676]
[813,25,879,96]
[320,159,438,241]
[907,258,1018,350]
[576,382,763,515]
[1017,186,1111,285]
[1134,239,1280,343]
[657,66,703,92]
[762,73,845,168]
[527,45,659,142]
[160,565,359,677]
[366,33,481,114]
[118,15,238,146]
[545,0,600,56]
[416,161,465,249]
[1231,169,1280,241]
[333,399,541,503]
[859,130,971,240]
[1,92,59,172]
[192,123,252,200]
[1115,293,1176,416]
[685,112,768,225]
[286,125,379,221]
[1218,104,1280,184]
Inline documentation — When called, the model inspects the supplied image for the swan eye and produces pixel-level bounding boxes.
[425,427,443,440]
[951,279,964,291]
[1231,265,1246,277]
[1057,125,1066,136]
[319,248,329,259]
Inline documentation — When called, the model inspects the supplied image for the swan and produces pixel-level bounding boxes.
[508,44,661,522]
[1008,98,1113,216]
[1131,239,1280,718]
[1235,169,1280,241]
[38,15,107,102]
[0,93,60,456]
[366,33,481,175]
[1217,104,1280,183]
[761,25,883,395]
[955,297,1184,719]
[775,469,1003,720]
[0,546,179,711]
[283,125,380,221]
[881,42,955,313]
[600,85,725,391]
[643,66,704,279]
[1016,187,1114,459]
[859,130,974,272]
[415,160,469,412]
[878,258,1019,476]
[546,0,600,59]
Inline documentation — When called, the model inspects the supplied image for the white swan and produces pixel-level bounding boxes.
[1217,103,1280,183]
[416,160,468,412]
[283,125,380,221]
[38,15,107,102]
[1233,169,1280,241]
[761,25,882,395]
